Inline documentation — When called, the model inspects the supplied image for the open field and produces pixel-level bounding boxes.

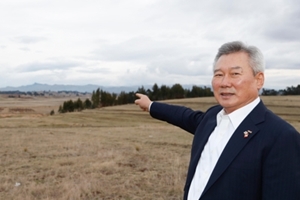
[0,95,299,199]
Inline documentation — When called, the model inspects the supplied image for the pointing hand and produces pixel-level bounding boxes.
[135,93,152,112]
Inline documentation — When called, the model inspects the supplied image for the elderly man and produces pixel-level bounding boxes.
[135,41,300,200]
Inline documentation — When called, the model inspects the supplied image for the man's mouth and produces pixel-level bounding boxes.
[220,92,234,97]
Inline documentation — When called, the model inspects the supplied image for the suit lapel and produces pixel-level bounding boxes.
[201,101,266,196]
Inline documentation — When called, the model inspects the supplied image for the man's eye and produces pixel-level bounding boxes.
[232,73,240,76]
[214,74,223,77]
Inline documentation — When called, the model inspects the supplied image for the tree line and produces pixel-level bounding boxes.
[56,83,300,113]
[58,83,214,113]
[261,84,300,96]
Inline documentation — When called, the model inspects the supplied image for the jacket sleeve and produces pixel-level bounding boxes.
[262,125,300,200]
[149,101,205,134]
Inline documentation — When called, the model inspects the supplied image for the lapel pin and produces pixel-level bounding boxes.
[244,130,252,138]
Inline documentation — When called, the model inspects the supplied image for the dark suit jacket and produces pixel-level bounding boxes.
[150,100,300,200]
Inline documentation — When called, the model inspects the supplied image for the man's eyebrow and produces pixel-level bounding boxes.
[213,68,221,73]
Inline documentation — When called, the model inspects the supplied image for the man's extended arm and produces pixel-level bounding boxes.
[135,93,205,134]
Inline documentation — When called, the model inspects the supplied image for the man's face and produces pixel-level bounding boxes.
[212,52,264,114]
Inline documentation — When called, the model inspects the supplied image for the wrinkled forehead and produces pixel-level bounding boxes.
[213,66,243,73]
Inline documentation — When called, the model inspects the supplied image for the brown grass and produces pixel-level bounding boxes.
[0,95,299,199]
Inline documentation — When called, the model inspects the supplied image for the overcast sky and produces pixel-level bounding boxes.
[1,0,299,90]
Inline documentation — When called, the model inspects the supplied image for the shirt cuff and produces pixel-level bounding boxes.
[149,102,153,111]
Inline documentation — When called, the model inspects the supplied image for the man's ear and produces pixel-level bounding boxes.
[255,72,264,90]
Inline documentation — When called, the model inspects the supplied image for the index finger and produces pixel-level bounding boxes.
[135,93,143,98]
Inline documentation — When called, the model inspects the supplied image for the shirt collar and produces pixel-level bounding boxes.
[217,97,260,129]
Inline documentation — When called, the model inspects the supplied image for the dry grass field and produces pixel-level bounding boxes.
[0,95,299,200]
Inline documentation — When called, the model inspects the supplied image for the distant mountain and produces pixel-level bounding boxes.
[0,83,210,94]
[0,83,152,93]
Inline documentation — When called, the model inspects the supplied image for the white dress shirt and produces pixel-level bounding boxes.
[187,97,260,200]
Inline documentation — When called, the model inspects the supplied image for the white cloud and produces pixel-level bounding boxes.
[14,36,47,44]
[264,69,300,89]
[0,0,299,89]
[17,60,82,72]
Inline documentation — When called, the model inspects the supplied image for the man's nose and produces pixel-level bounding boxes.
[220,75,232,87]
